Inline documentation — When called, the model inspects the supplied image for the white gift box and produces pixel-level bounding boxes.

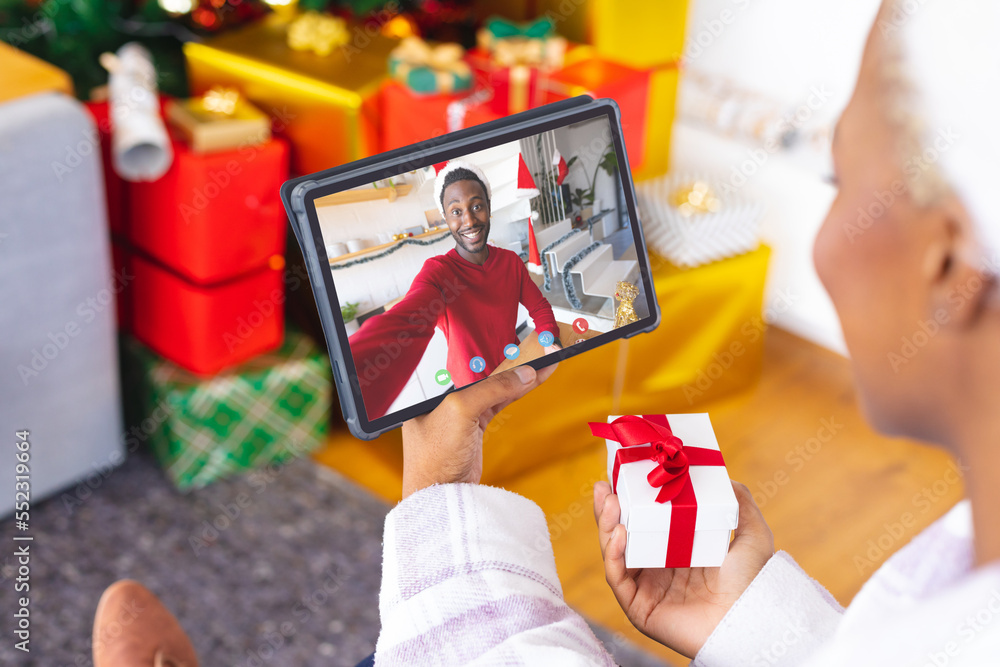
[635,174,764,268]
[604,414,739,569]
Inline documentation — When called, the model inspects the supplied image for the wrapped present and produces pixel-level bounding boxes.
[165,89,271,154]
[468,15,568,115]
[388,36,472,95]
[379,81,502,152]
[636,174,764,268]
[184,14,400,175]
[84,101,128,236]
[473,0,688,69]
[129,249,285,376]
[127,129,288,285]
[121,329,331,490]
[543,57,652,171]
[591,414,739,568]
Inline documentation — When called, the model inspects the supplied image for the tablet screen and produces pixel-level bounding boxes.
[310,113,652,422]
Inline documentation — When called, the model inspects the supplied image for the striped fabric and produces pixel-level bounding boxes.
[376,484,617,666]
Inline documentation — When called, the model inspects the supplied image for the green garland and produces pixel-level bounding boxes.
[541,228,584,292]
[329,233,451,270]
[562,242,600,309]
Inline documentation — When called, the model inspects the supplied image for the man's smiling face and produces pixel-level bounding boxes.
[443,179,491,255]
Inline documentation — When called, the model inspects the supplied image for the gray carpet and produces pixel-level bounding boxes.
[0,451,668,666]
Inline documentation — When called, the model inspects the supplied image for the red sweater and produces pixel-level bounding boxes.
[350,246,558,419]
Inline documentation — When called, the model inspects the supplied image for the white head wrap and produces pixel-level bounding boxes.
[434,160,492,217]
[894,0,1000,267]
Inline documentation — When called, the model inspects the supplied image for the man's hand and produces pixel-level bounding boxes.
[401,363,557,498]
[593,480,774,658]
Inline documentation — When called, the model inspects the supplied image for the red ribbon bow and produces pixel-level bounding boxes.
[589,414,726,567]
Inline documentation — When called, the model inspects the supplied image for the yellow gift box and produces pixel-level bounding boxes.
[184,14,399,175]
[317,245,770,496]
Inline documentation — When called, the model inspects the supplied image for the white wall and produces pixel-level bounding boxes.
[672,0,883,353]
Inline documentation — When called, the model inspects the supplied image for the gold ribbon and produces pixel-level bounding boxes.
[287,12,350,57]
[389,36,471,94]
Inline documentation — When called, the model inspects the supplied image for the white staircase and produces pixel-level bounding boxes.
[545,230,591,278]
[570,243,639,300]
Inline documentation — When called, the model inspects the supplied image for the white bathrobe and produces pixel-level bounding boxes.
[375,484,1000,665]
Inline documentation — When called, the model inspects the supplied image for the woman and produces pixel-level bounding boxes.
[375,1,1000,664]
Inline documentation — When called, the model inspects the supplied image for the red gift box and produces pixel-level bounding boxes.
[85,101,128,237]
[379,81,503,152]
[129,248,285,375]
[543,58,652,170]
[466,47,548,117]
[127,133,289,286]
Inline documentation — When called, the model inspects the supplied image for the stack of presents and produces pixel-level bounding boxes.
[5,0,773,491]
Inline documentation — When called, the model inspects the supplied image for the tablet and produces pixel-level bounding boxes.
[281,96,660,440]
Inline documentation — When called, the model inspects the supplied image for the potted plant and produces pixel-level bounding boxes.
[341,302,360,334]
[569,146,618,215]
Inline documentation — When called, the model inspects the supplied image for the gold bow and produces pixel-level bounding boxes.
[200,87,240,116]
[287,12,350,57]
[670,182,721,217]
[477,29,566,70]
[389,36,471,94]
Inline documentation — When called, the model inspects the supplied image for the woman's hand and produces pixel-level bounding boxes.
[593,480,774,658]
[401,363,557,498]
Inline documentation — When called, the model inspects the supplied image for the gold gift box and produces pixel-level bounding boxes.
[184,15,400,175]
[165,94,271,153]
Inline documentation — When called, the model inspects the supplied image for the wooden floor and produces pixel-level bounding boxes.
[314,327,964,665]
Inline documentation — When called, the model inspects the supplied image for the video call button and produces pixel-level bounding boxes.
[469,356,486,373]
[434,369,451,385]
[538,331,555,347]
[572,318,590,334]
[504,344,520,360]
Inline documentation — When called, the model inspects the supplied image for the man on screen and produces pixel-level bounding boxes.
[349,160,561,419]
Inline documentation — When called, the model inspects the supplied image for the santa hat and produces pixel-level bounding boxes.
[527,211,543,274]
[552,147,568,186]
[516,153,540,199]
[434,160,492,217]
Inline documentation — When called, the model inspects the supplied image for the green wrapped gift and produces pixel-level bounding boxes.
[388,36,473,95]
[121,329,332,491]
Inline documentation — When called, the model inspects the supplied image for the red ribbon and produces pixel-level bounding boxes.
[589,414,725,567]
